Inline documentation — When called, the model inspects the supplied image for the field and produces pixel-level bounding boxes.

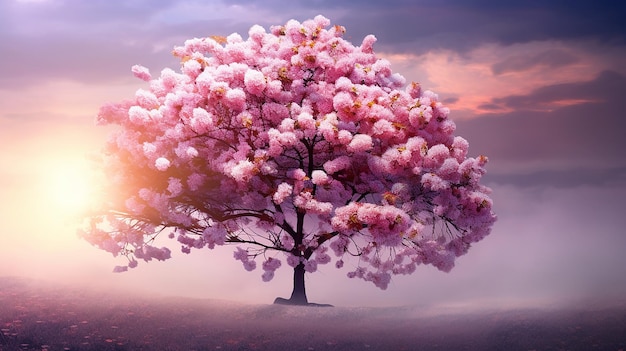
[1,277,625,350]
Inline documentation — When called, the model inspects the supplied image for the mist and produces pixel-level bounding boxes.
[2,179,625,311]
[2,1,626,349]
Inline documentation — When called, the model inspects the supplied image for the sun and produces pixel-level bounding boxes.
[42,156,103,219]
[50,165,91,210]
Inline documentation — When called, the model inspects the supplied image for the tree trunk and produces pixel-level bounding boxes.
[273,263,333,307]
[274,263,308,305]
[288,263,308,304]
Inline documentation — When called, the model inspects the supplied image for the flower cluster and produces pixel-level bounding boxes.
[233,247,257,272]
[83,15,496,290]
[261,257,282,282]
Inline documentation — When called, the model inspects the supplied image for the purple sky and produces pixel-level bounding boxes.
[1,0,625,309]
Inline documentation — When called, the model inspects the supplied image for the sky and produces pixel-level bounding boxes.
[1,0,625,309]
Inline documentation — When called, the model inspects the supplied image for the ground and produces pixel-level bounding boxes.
[1,277,625,350]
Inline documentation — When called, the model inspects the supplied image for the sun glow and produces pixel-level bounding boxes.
[41,155,103,220]
[50,165,92,211]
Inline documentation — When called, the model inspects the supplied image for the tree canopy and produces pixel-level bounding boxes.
[81,15,496,301]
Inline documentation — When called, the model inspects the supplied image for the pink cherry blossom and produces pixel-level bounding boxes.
[286,254,301,268]
[347,134,373,153]
[82,16,496,303]
[131,64,151,81]
[273,183,293,204]
[244,69,266,96]
[262,257,282,272]
[304,259,318,273]
[154,157,170,171]
[113,265,128,273]
[311,170,330,185]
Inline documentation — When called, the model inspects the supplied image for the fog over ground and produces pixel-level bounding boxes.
[2,277,625,350]
[1,0,626,312]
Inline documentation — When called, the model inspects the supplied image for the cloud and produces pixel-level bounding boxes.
[4,0,625,90]
[384,40,624,118]
[491,49,579,75]
[0,1,259,88]
[485,167,626,188]
[491,70,625,110]
[455,70,626,184]
[289,0,626,55]
[7,0,175,24]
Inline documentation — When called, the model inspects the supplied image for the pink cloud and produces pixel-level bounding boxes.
[383,41,626,118]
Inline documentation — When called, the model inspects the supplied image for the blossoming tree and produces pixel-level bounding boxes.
[82,15,496,305]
